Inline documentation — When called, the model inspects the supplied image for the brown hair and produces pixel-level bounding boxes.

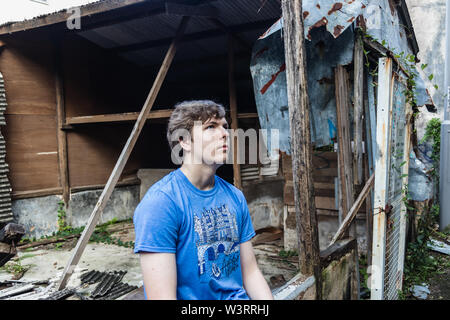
[166,100,226,150]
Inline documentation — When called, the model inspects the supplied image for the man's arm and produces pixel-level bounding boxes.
[139,252,177,300]
[240,241,274,300]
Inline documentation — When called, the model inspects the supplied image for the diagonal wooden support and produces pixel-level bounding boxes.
[56,16,190,291]
[329,173,375,246]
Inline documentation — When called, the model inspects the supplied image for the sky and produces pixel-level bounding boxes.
[0,0,100,25]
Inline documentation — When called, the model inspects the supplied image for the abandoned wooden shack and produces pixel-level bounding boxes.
[0,0,436,300]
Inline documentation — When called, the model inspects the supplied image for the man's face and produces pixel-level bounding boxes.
[189,117,230,166]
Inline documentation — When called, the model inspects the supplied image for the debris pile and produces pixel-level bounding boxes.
[79,270,137,300]
[0,269,138,300]
[0,223,25,267]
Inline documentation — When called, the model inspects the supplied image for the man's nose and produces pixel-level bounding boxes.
[221,126,230,138]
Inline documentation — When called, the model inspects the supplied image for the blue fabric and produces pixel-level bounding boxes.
[133,168,256,300]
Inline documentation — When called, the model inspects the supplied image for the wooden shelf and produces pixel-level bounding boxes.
[64,110,258,126]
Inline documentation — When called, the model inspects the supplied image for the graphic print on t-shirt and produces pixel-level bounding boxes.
[194,204,240,281]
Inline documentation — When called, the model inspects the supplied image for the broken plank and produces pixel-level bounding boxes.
[335,65,355,237]
[330,173,375,245]
[353,33,364,185]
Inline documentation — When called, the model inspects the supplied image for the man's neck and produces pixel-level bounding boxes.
[180,163,217,191]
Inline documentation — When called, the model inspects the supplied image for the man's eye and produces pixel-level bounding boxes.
[206,125,215,129]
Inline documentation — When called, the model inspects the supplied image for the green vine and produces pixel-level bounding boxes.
[420,118,441,180]
[57,200,72,233]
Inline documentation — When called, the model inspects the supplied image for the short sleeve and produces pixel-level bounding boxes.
[133,190,180,254]
[238,192,256,244]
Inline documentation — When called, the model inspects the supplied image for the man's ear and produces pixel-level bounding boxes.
[179,136,191,153]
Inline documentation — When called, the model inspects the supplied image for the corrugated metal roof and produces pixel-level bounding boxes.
[73,0,281,66]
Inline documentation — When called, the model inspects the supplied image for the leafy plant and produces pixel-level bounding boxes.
[0,260,30,279]
[57,200,72,233]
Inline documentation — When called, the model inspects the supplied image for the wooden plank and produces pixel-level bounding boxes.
[228,36,242,190]
[353,33,364,185]
[54,39,70,206]
[281,0,321,288]
[56,16,190,291]
[11,178,140,200]
[363,70,374,265]
[329,173,375,245]
[65,110,173,125]
[237,113,258,119]
[0,0,148,35]
[371,57,393,300]
[11,187,62,200]
[335,65,355,237]
[66,110,257,125]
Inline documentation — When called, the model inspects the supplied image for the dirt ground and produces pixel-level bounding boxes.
[426,247,450,300]
[0,221,297,299]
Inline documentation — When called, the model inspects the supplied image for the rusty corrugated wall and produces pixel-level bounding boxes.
[0,72,13,225]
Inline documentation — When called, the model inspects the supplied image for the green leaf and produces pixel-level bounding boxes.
[421,63,428,70]
[428,74,434,81]
[434,84,439,90]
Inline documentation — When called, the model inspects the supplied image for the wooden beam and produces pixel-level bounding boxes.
[65,110,173,125]
[363,69,373,266]
[0,0,148,35]
[335,65,355,237]
[353,33,364,185]
[228,36,242,190]
[56,16,191,291]
[54,39,70,207]
[281,0,321,295]
[12,187,63,200]
[329,173,375,245]
[65,110,256,125]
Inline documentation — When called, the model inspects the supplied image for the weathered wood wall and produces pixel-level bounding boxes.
[0,32,59,194]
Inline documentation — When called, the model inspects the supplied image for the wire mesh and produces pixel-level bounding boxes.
[383,74,408,300]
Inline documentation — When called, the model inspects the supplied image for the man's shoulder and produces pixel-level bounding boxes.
[142,170,180,202]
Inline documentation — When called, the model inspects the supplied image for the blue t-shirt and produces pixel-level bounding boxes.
[133,168,256,300]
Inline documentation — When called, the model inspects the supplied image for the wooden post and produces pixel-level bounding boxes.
[335,65,355,238]
[371,57,393,300]
[56,16,190,291]
[54,38,70,208]
[363,70,373,265]
[228,36,242,190]
[354,33,364,185]
[281,0,321,298]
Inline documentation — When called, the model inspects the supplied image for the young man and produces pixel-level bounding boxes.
[133,100,273,300]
